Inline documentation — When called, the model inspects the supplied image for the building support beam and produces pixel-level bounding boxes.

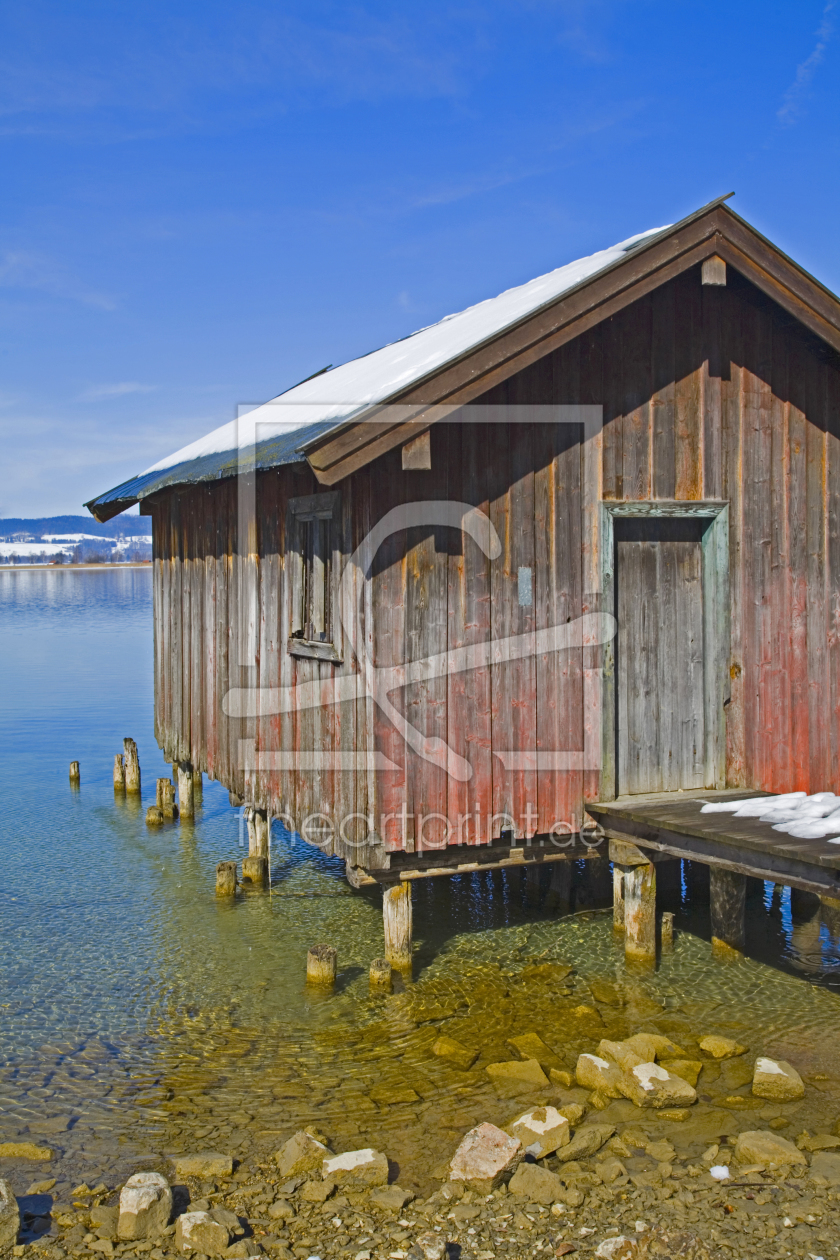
[383,882,412,970]
[178,761,194,818]
[710,867,746,959]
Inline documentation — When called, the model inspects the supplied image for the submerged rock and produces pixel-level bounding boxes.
[698,1035,747,1059]
[431,1035,478,1070]
[118,1171,172,1240]
[505,1032,564,1072]
[486,1058,549,1088]
[174,1151,234,1179]
[449,1121,522,1192]
[658,1059,703,1088]
[810,1151,840,1184]
[0,1141,53,1160]
[751,1057,805,1101]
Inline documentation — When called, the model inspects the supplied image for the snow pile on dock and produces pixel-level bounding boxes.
[700,792,840,840]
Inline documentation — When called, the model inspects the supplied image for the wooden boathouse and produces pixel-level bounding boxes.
[87,195,840,968]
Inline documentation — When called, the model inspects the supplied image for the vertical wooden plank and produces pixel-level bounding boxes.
[721,284,746,786]
[769,323,792,788]
[674,269,703,500]
[621,293,652,501]
[702,279,724,500]
[806,356,830,789]
[601,316,623,500]
[788,333,810,789]
[825,361,840,792]
[651,280,676,500]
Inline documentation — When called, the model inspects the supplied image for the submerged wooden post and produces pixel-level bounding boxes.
[613,865,625,932]
[123,738,141,793]
[216,860,237,896]
[254,809,269,857]
[193,771,203,802]
[370,958,392,991]
[545,861,571,914]
[661,911,675,950]
[624,861,656,967]
[307,944,337,986]
[177,761,194,818]
[383,882,412,970]
[710,867,746,959]
[241,854,268,886]
[525,863,542,905]
[113,754,125,791]
[69,761,80,783]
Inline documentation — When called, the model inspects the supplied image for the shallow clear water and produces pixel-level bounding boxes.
[2,567,840,1198]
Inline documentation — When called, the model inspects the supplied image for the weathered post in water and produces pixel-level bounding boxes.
[241,855,268,886]
[156,778,177,818]
[177,761,194,818]
[624,861,656,967]
[525,864,542,905]
[216,861,237,896]
[613,866,625,932]
[369,958,392,991]
[113,754,125,791]
[383,882,412,970]
[123,738,141,793]
[545,861,572,914]
[661,910,675,950]
[69,761,80,783]
[307,944,337,986]
[710,867,746,960]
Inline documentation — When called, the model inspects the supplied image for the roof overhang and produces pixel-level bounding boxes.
[301,198,840,485]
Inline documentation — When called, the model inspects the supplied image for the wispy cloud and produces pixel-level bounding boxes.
[0,249,116,309]
[778,1,836,124]
[79,382,157,402]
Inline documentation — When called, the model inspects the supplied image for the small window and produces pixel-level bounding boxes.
[287,491,342,663]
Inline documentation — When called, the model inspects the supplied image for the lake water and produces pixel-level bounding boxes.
[2,566,840,1199]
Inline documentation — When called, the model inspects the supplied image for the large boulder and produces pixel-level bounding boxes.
[575,1053,624,1097]
[118,1172,173,1240]
[508,1106,570,1158]
[508,1162,565,1204]
[322,1148,389,1189]
[486,1058,549,1089]
[0,1179,20,1252]
[619,1063,697,1109]
[275,1130,333,1178]
[175,1210,231,1256]
[733,1130,807,1168]
[173,1152,234,1179]
[751,1057,805,1102]
[449,1122,522,1192]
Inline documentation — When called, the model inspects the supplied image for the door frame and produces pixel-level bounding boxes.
[597,499,730,800]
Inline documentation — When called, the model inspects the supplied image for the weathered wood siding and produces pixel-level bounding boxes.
[150,262,840,855]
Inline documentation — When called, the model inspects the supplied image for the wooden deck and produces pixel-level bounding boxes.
[588,788,840,898]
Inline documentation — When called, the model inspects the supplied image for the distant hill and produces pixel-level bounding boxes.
[0,515,151,540]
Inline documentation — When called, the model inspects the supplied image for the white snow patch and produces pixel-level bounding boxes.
[709,1165,730,1181]
[141,227,670,477]
[755,1057,787,1076]
[701,792,840,839]
[323,1148,377,1173]
[631,1062,669,1090]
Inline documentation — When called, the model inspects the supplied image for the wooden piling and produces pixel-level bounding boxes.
[216,860,237,896]
[177,761,194,818]
[369,958,392,991]
[545,861,571,914]
[307,944,337,986]
[525,863,542,905]
[113,754,125,791]
[241,854,268,886]
[69,761,80,783]
[624,861,656,967]
[146,805,164,827]
[613,865,625,932]
[255,809,269,857]
[383,882,412,970]
[193,772,203,801]
[123,738,141,793]
[710,867,746,959]
[156,778,177,818]
[661,911,675,950]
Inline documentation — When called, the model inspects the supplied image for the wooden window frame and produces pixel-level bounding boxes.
[287,491,343,664]
[597,499,730,800]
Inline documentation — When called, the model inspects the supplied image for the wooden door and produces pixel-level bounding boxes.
[615,517,706,794]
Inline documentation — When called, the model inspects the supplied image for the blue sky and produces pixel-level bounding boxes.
[1,0,838,517]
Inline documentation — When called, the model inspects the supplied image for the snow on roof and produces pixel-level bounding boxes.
[87,223,668,516]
